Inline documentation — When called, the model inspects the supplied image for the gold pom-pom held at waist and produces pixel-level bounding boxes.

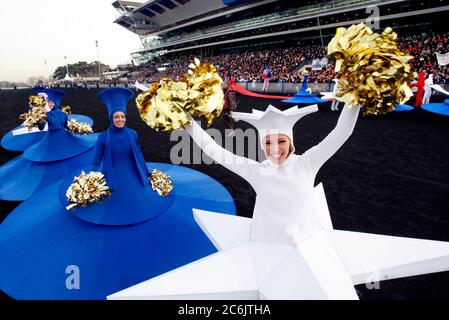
[65,171,112,210]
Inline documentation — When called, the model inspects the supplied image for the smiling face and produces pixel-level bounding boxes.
[263,134,292,165]
[112,111,126,128]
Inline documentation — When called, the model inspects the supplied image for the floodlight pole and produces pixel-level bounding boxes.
[317,17,324,47]
[64,56,69,76]
[44,60,50,86]
[96,40,101,81]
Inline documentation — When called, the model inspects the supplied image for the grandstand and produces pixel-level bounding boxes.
[112,0,449,91]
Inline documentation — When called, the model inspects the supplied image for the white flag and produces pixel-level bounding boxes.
[311,59,322,71]
[436,52,449,66]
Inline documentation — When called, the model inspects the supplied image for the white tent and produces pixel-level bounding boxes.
[63,73,74,82]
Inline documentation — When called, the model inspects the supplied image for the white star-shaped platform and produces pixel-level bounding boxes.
[108,184,449,300]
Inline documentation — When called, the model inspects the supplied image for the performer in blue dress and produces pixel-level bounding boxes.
[1,87,94,151]
[1,87,93,152]
[282,74,328,105]
[38,87,94,125]
[67,87,175,225]
[0,89,98,201]
[0,87,236,299]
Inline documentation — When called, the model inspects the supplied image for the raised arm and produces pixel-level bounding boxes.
[304,103,360,173]
[185,120,259,187]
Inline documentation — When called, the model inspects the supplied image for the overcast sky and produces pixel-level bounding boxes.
[0,0,143,82]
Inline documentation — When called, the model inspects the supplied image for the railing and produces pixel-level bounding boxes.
[236,82,449,97]
[9,83,448,98]
[239,81,335,95]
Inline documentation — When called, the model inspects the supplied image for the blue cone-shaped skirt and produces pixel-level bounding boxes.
[23,129,97,162]
[0,149,96,201]
[282,78,327,104]
[1,114,94,152]
[394,104,414,112]
[0,110,98,201]
[0,162,236,299]
[422,99,449,116]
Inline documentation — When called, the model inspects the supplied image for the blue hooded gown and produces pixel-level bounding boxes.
[0,87,236,299]
[1,88,94,151]
[0,93,98,201]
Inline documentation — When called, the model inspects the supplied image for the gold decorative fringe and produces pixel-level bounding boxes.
[66,171,111,210]
[136,58,224,132]
[61,105,72,115]
[18,95,47,130]
[149,169,174,197]
[328,23,415,115]
[66,119,93,135]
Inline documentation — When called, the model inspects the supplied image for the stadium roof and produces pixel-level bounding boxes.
[134,0,226,25]
[127,0,449,62]
[112,0,143,12]
[113,0,276,35]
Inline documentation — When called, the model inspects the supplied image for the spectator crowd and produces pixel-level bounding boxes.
[123,31,449,85]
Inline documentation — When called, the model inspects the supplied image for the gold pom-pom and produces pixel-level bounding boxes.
[136,80,193,132]
[65,171,111,210]
[61,105,72,115]
[19,106,47,130]
[328,23,415,115]
[66,119,93,135]
[184,60,224,126]
[18,95,48,130]
[136,58,224,132]
[28,95,46,109]
[149,169,173,197]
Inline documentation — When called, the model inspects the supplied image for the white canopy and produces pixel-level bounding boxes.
[63,73,74,82]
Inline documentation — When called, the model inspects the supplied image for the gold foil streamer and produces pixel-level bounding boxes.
[19,106,47,130]
[149,169,173,197]
[65,171,111,210]
[66,119,93,135]
[184,58,224,126]
[327,23,415,115]
[136,58,224,132]
[61,105,72,115]
[136,80,192,132]
[28,95,46,109]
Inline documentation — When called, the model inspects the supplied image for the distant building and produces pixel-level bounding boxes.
[102,70,127,81]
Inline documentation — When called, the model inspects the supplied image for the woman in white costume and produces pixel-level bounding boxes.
[423,74,434,104]
[185,103,360,245]
[330,79,340,111]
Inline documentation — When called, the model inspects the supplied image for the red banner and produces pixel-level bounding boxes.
[230,83,290,100]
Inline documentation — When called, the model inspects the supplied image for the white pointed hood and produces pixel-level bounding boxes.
[37,92,51,112]
[231,104,318,152]
[37,92,48,100]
